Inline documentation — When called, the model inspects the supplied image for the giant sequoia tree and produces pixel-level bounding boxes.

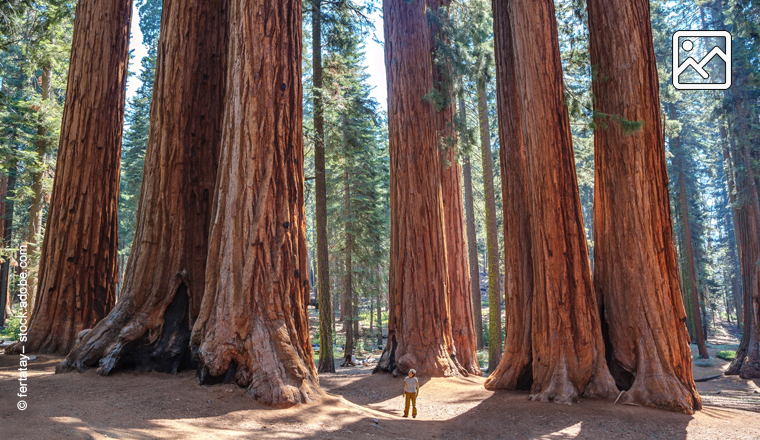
[430,0,480,376]
[59,0,227,374]
[588,0,701,413]
[375,0,461,377]
[8,0,131,355]
[189,0,322,407]
[485,0,616,404]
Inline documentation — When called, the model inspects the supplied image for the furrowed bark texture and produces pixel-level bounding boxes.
[460,93,484,351]
[485,0,616,404]
[485,0,532,391]
[431,0,478,376]
[190,0,322,408]
[9,0,131,355]
[441,141,479,376]
[588,0,701,413]
[375,0,459,377]
[58,0,227,375]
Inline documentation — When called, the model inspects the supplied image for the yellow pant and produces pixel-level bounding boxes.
[404,392,417,417]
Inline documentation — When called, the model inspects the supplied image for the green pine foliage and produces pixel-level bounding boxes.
[118,0,162,287]
[0,0,73,260]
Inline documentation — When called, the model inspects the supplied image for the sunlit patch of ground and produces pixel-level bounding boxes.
[2,352,760,440]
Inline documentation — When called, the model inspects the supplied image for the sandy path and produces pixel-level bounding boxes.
[2,353,760,440]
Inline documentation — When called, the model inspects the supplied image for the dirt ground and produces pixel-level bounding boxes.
[1,351,760,440]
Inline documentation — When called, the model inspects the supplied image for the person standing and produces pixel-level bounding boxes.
[403,369,419,418]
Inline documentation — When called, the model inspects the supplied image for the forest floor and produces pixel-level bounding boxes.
[1,318,758,439]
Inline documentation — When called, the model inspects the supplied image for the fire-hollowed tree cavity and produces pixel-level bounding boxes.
[588,0,701,414]
[8,0,131,355]
[189,0,323,408]
[58,0,228,374]
[484,0,617,404]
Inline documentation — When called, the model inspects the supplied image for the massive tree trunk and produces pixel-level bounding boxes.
[58,0,227,374]
[430,0,479,377]
[312,0,334,374]
[484,2,533,390]
[460,92,484,351]
[8,0,131,355]
[189,0,322,408]
[485,0,616,404]
[477,78,501,373]
[440,136,480,376]
[587,0,701,413]
[375,0,460,377]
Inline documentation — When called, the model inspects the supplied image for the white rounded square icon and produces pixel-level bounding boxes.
[672,30,731,90]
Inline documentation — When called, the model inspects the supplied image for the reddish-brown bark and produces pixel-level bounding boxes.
[430,0,479,376]
[189,0,321,407]
[485,0,616,404]
[484,0,532,390]
[441,138,480,376]
[588,0,701,413]
[8,0,131,355]
[58,0,227,374]
[375,0,459,377]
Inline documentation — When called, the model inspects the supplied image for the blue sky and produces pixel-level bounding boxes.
[126,4,387,111]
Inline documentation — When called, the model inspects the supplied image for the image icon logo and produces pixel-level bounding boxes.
[672,30,731,90]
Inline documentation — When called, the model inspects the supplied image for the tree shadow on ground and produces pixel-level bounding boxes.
[1,354,755,439]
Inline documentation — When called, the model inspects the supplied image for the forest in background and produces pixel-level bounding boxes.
[0,0,758,413]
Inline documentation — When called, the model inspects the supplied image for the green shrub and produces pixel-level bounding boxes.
[0,314,22,341]
[716,350,736,361]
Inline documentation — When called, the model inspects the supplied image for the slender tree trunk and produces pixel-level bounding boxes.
[460,92,483,351]
[667,103,708,357]
[59,0,227,373]
[721,127,743,330]
[486,0,616,405]
[313,0,334,374]
[476,78,501,373]
[343,166,355,365]
[0,173,10,325]
[27,65,51,247]
[189,0,322,407]
[588,0,701,413]
[8,0,131,355]
[2,166,15,321]
[375,0,460,377]
[26,64,52,311]
[376,288,383,346]
[675,156,709,356]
